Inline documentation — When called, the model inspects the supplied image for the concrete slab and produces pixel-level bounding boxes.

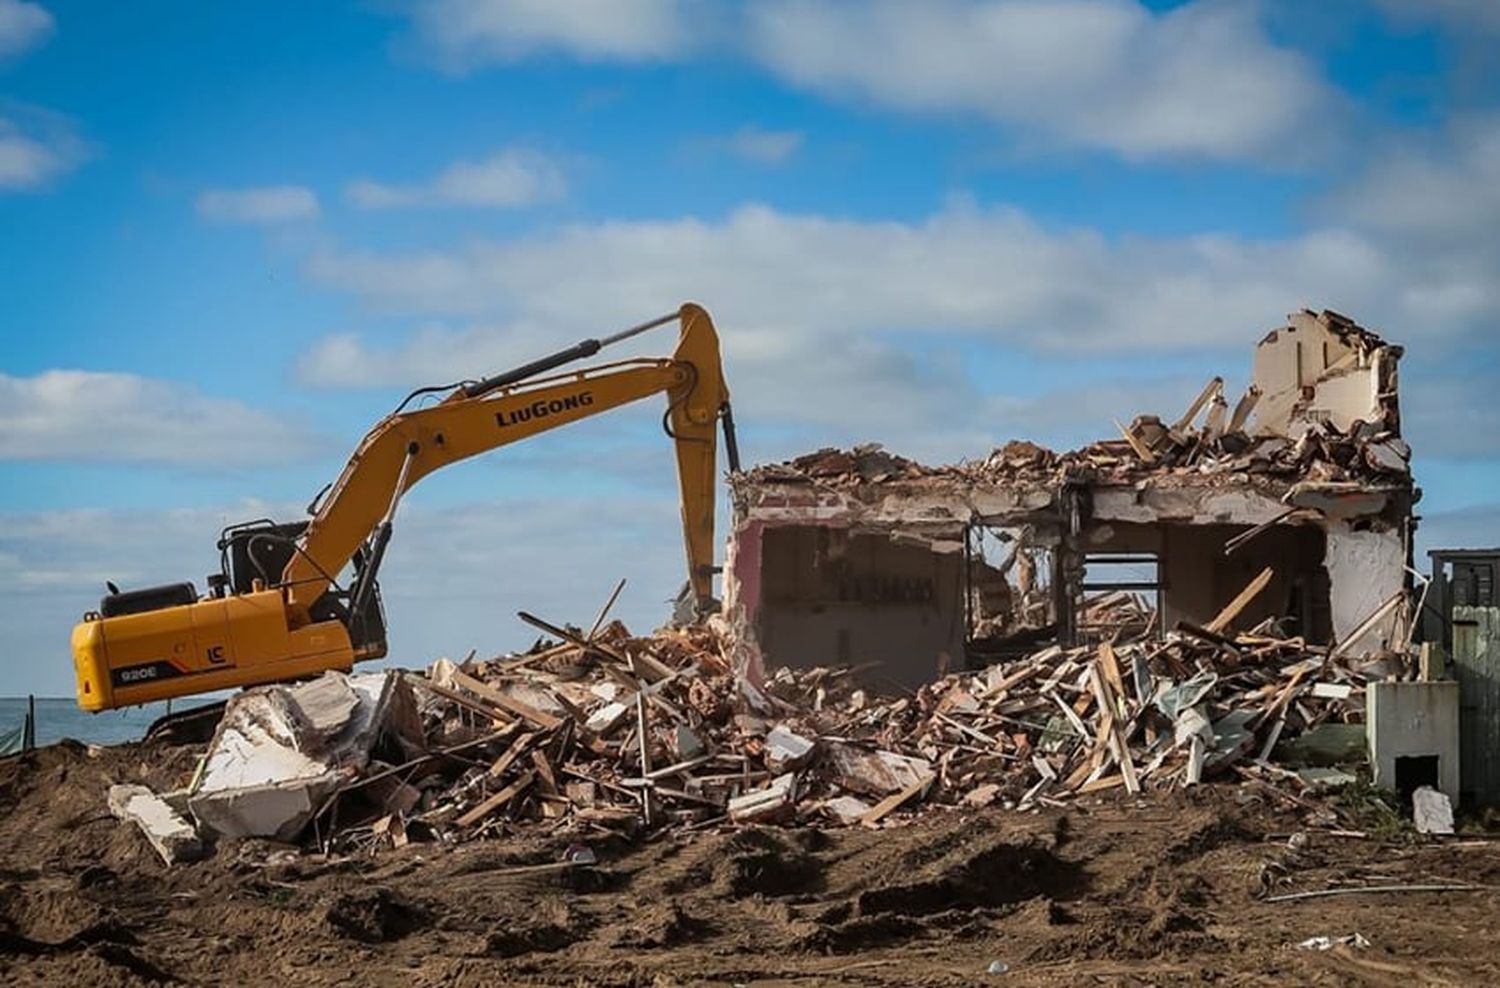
[189,670,421,841]
[108,783,205,865]
[188,771,342,842]
[286,674,359,737]
[1413,785,1455,835]
[764,725,816,772]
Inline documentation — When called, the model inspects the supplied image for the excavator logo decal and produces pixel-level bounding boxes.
[112,658,190,688]
[495,390,594,428]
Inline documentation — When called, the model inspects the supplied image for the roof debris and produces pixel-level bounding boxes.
[741,309,1409,495]
[118,589,1405,858]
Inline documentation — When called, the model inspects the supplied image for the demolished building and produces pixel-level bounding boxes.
[725,309,1415,692]
[98,307,1451,860]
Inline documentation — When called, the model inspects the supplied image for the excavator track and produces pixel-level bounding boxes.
[144,699,227,745]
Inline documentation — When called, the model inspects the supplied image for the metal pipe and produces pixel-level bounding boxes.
[599,311,677,347]
[720,402,741,472]
[382,442,420,526]
[462,311,678,399]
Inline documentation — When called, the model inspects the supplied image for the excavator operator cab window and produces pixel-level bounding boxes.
[218,519,310,596]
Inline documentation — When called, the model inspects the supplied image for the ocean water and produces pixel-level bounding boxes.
[0,697,172,748]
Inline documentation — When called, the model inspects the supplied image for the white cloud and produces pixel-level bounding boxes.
[708,125,804,165]
[408,0,693,67]
[0,0,52,58]
[1315,115,1500,328]
[347,147,565,209]
[1329,114,1500,241]
[294,167,1500,459]
[0,110,86,191]
[0,370,325,465]
[195,185,320,224]
[395,1,1334,163]
[746,0,1335,162]
[301,201,1417,353]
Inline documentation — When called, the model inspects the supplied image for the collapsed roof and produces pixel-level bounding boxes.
[739,308,1409,507]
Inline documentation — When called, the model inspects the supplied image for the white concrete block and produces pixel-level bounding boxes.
[1413,785,1455,835]
[108,783,205,865]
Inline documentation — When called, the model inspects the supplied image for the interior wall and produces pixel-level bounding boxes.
[1088,522,1331,640]
[755,525,965,692]
[1325,522,1406,647]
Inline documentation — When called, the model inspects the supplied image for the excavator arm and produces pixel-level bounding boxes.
[70,302,735,711]
[283,301,731,623]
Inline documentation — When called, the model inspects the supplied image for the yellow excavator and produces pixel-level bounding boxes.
[71,302,737,712]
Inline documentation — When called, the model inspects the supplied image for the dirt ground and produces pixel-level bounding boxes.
[3,740,1499,987]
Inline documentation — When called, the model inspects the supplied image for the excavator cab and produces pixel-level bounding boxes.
[215,519,388,656]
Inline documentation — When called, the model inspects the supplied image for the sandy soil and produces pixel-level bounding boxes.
[3,739,1499,987]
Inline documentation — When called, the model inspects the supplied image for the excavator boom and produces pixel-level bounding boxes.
[71,303,735,711]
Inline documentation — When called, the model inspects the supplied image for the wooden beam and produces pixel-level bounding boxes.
[456,770,536,829]
[1171,376,1224,432]
[412,677,515,725]
[449,669,562,731]
[1205,566,1274,635]
[860,774,935,828]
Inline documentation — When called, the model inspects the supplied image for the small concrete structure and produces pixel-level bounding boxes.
[1367,681,1461,803]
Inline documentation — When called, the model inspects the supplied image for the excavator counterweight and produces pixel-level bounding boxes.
[71,303,735,711]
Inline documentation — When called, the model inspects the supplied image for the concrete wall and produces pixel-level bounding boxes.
[1251,310,1397,437]
[1324,522,1406,647]
[753,525,966,692]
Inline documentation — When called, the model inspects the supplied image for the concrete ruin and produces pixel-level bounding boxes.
[725,309,1415,692]
[188,670,424,840]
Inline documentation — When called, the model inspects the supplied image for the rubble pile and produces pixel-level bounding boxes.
[109,599,1393,860]
[749,397,1407,497]
[386,619,1392,851]
[744,311,1410,494]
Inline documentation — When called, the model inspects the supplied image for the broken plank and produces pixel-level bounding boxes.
[488,732,538,778]
[1078,773,1126,794]
[1048,691,1091,739]
[530,749,558,794]
[456,770,536,829]
[979,660,1043,699]
[449,669,561,730]
[585,578,628,641]
[1172,376,1224,432]
[1255,666,1309,728]
[413,677,516,725]
[1097,642,1127,704]
[861,774,935,828]
[1205,566,1274,634]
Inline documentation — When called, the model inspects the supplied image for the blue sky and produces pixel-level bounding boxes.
[3,0,1499,695]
